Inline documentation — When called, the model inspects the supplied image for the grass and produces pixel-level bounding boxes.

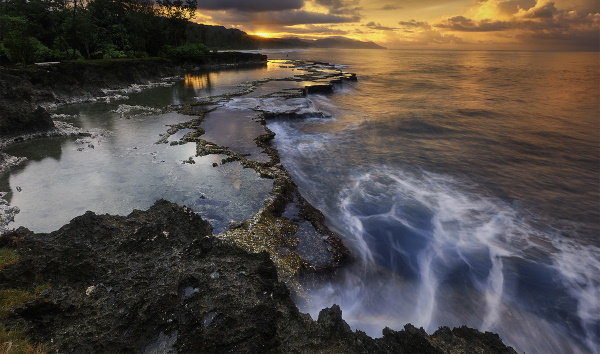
[0,248,19,271]
[0,289,36,319]
[0,248,49,353]
[0,327,47,354]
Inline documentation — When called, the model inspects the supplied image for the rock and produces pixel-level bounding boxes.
[0,55,267,143]
[0,103,55,137]
[303,83,333,95]
[0,201,516,353]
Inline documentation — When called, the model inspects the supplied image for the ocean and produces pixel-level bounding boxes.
[264,49,599,354]
[2,49,598,353]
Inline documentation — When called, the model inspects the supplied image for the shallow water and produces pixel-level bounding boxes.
[1,51,598,353]
[265,49,599,354]
[0,63,301,233]
[0,60,349,234]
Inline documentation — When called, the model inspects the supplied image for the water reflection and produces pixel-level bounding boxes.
[8,136,64,163]
[184,73,213,91]
[1,60,320,234]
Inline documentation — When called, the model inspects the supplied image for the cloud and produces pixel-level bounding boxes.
[490,0,538,17]
[435,16,511,31]
[283,24,350,34]
[431,0,600,49]
[209,9,360,28]
[313,0,362,16]
[364,21,397,31]
[517,1,559,18]
[381,4,402,10]
[419,30,464,44]
[250,10,360,25]
[197,0,304,12]
[388,29,464,45]
[398,20,432,30]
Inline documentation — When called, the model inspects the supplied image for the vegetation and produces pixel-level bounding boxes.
[0,328,47,354]
[0,0,209,65]
[0,289,35,319]
[0,246,49,353]
[0,248,19,271]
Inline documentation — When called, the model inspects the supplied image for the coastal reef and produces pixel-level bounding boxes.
[0,53,267,137]
[0,57,515,352]
[164,61,361,282]
[0,200,516,353]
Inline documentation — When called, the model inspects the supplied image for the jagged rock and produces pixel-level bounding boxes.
[1,201,516,353]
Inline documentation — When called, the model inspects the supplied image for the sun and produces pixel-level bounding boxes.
[250,32,274,38]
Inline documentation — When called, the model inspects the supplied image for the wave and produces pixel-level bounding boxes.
[300,168,599,354]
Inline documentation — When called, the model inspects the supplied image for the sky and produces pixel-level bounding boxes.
[193,0,600,50]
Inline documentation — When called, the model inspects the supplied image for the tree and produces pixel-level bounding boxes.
[156,0,198,21]
[156,0,198,46]
[0,15,51,64]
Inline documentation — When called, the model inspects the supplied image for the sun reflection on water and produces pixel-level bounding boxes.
[184,73,212,90]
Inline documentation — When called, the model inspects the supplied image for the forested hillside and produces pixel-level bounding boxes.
[0,0,214,64]
[0,0,384,66]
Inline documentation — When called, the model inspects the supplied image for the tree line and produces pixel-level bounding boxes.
[0,0,223,65]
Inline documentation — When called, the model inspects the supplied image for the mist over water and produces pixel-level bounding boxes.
[267,50,599,353]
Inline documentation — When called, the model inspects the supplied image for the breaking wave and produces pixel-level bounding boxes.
[301,168,599,354]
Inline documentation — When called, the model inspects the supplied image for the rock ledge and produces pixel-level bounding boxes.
[1,200,516,353]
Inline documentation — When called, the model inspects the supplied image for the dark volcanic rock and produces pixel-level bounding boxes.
[0,105,55,136]
[0,54,267,138]
[0,70,55,136]
[1,201,517,353]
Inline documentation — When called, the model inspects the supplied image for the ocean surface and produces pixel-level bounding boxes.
[263,49,599,354]
[1,49,598,353]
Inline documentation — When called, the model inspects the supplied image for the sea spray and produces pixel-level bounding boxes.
[296,168,598,354]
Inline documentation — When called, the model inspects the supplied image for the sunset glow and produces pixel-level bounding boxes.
[192,0,599,50]
[249,32,276,38]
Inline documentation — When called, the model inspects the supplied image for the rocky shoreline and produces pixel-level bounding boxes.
[0,53,267,139]
[0,55,517,352]
[1,201,516,353]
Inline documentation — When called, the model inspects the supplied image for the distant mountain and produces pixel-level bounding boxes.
[312,36,386,49]
[187,24,257,49]
[254,35,386,49]
[250,36,312,49]
[187,23,386,50]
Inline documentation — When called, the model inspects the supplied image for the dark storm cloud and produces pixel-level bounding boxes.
[197,0,304,12]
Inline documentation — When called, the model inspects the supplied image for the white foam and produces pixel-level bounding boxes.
[224,97,329,119]
[299,168,599,353]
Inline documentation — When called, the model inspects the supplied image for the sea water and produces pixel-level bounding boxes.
[1,50,598,353]
[265,49,599,354]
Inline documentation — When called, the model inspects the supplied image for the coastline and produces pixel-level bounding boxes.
[0,55,517,352]
[0,53,268,144]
